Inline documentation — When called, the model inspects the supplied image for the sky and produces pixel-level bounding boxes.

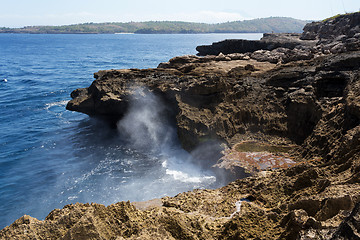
[1,0,359,28]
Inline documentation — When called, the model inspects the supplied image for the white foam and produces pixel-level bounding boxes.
[162,160,216,183]
[166,169,200,183]
[45,100,68,110]
[162,160,168,168]
[67,196,78,201]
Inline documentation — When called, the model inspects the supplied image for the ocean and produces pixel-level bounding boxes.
[0,33,262,229]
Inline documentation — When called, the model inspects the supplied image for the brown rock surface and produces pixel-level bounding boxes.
[2,160,359,239]
[66,50,360,155]
[2,12,360,239]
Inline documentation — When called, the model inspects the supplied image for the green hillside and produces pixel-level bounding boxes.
[0,17,308,34]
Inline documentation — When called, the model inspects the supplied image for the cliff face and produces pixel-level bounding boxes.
[2,13,360,239]
[301,12,360,40]
[66,40,360,158]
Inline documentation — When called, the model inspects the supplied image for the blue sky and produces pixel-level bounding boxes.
[1,0,359,27]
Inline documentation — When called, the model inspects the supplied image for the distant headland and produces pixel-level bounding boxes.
[0,17,308,34]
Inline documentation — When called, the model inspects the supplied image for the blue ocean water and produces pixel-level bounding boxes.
[0,33,262,229]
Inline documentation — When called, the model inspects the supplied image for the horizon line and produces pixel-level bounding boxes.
[1,16,312,29]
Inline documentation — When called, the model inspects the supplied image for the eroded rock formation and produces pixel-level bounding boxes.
[2,12,360,239]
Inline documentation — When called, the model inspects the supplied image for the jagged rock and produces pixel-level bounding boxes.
[197,13,360,65]
[196,33,317,57]
[251,49,282,63]
[331,201,360,240]
[65,50,360,156]
[3,11,360,240]
[215,52,231,61]
[249,47,314,64]
[301,12,360,40]
[226,53,249,60]
[280,209,321,240]
[196,39,270,56]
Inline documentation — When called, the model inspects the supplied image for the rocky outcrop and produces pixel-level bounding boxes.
[1,154,360,239]
[197,13,360,64]
[66,50,360,153]
[301,12,360,40]
[2,12,360,239]
[331,201,360,240]
[195,35,318,64]
[66,57,283,151]
[196,33,317,56]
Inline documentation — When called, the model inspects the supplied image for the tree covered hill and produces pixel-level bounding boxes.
[0,17,309,34]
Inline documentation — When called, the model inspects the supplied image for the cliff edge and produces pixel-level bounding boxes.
[1,12,360,239]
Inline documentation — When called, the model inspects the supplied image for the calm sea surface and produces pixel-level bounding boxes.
[0,33,262,228]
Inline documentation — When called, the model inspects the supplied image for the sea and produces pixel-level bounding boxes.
[0,33,262,229]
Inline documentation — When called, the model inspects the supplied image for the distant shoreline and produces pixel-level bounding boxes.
[0,32,264,35]
[0,17,309,34]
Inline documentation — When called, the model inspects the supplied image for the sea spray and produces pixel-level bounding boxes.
[116,87,217,186]
[117,87,177,152]
[0,33,262,229]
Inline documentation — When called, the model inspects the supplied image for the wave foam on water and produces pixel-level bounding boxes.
[162,160,216,184]
[44,100,68,110]
[116,87,218,190]
[0,33,263,229]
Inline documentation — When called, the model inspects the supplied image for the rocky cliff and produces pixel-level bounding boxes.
[1,12,360,239]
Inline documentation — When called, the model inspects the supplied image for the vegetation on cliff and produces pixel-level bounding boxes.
[322,11,360,22]
[0,17,308,34]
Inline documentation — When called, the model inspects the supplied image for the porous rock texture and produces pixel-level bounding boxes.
[2,12,360,239]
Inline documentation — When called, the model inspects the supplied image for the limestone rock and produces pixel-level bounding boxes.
[196,33,317,58]
[331,201,360,240]
[301,12,360,40]
[197,13,360,66]
[3,11,360,240]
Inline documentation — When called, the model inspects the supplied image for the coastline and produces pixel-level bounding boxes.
[1,12,360,239]
[0,17,307,34]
